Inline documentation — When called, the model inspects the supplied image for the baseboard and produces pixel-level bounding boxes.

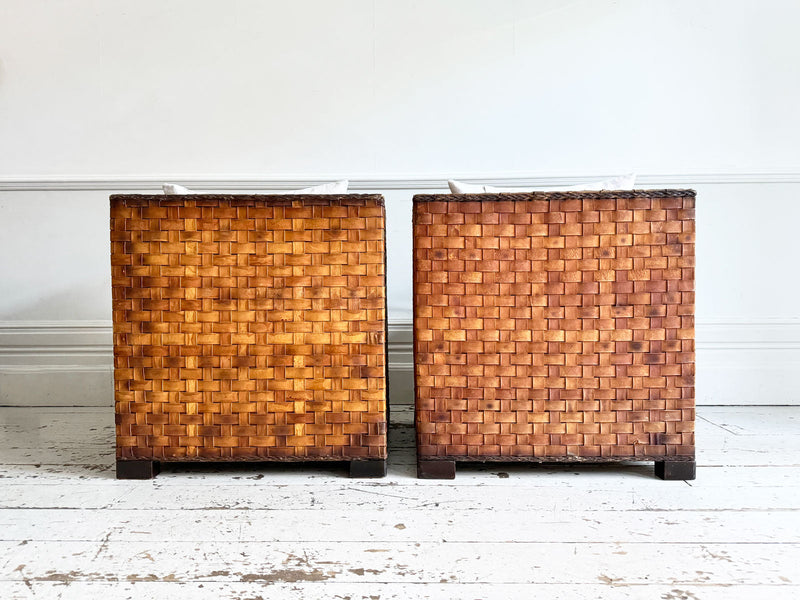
[0,321,415,407]
[0,320,112,368]
[1,320,798,407]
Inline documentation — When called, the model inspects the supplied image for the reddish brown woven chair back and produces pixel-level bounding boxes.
[413,190,695,479]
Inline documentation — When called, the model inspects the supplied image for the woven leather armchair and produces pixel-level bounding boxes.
[111,194,388,478]
[413,190,695,480]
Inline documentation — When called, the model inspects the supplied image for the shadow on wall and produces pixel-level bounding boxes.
[0,281,112,322]
[0,368,114,407]
[0,361,414,408]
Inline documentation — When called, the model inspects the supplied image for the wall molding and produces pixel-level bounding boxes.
[1,172,800,192]
[2,319,798,360]
[0,320,414,368]
[1,319,799,406]
[0,321,112,367]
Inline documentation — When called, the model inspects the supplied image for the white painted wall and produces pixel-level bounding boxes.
[1,0,799,175]
[1,1,799,405]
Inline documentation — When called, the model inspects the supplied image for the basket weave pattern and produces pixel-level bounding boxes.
[111,194,387,461]
[413,190,695,461]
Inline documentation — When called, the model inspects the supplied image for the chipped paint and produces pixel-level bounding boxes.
[0,405,798,598]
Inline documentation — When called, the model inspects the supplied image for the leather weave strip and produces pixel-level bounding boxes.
[111,194,387,461]
[413,190,695,461]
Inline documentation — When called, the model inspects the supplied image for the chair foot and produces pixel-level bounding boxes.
[417,460,456,479]
[655,460,696,481]
[116,460,160,480]
[349,459,387,478]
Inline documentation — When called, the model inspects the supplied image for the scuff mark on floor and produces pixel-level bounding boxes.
[348,567,383,576]
[660,590,700,600]
[598,574,627,586]
[239,568,328,582]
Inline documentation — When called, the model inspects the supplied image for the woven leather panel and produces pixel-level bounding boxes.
[111,195,387,461]
[413,190,695,461]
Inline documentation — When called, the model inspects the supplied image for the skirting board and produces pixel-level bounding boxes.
[0,321,798,407]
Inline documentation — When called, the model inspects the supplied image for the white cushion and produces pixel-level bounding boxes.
[447,174,636,194]
[284,179,349,195]
[162,183,193,195]
[162,180,349,195]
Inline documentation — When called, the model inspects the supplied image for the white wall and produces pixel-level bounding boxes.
[1,0,799,405]
[2,0,799,175]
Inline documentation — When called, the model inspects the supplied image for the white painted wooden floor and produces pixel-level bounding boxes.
[0,405,798,599]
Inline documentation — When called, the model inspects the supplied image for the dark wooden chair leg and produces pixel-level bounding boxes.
[655,460,696,481]
[116,460,160,480]
[349,459,387,478]
[417,460,456,480]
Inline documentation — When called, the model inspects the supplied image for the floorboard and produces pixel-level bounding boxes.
[0,405,798,599]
